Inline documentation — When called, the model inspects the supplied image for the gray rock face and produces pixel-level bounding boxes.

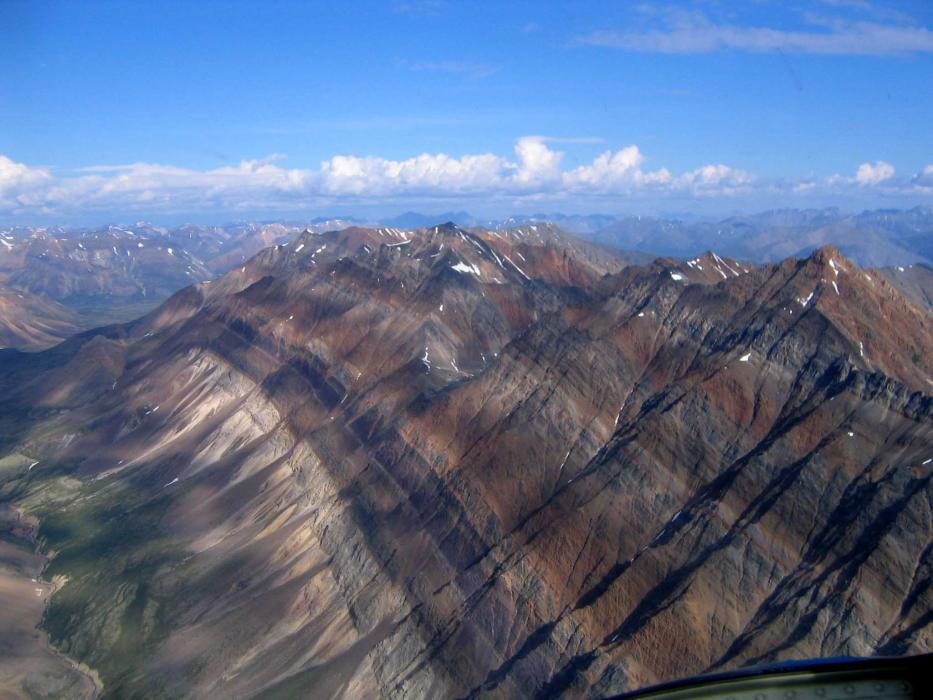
[0,227,929,699]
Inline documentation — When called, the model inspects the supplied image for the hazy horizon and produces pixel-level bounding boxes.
[5,202,933,232]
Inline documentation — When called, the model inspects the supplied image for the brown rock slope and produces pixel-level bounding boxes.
[0,284,78,349]
[0,226,929,699]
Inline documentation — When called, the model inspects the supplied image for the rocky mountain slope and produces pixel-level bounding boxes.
[0,284,78,350]
[0,220,355,345]
[0,224,930,699]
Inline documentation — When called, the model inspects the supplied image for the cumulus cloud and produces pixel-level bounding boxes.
[0,156,54,209]
[513,137,563,185]
[563,145,672,191]
[855,160,895,185]
[0,144,927,218]
[677,164,755,195]
[319,152,506,195]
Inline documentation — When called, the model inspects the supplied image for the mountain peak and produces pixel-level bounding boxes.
[807,243,846,265]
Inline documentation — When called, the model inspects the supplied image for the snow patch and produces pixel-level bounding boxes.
[502,253,530,281]
[451,261,481,275]
[712,252,739,277]
[739,352,751,362]
[557,448,573,477]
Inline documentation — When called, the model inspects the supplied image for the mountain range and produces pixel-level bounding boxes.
[0,220,355,349]
[370,207,933,268]
[5,208,931,350]
[0,221,929,698]
[580,207,933,268]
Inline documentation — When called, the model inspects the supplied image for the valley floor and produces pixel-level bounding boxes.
[0,507,101,699]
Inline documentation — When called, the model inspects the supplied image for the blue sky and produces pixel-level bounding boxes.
[2,0,933,223]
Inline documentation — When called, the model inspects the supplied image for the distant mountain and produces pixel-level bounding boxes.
[1,224,929,697]
[877,262,933,312]
[310,215,365,225]
[585,207,933,267]
[1,205,929,348]
[379,212,618,236]
[379,210,477,230]
[0,220,356,340]
[372,207,933,267]
[493,212,619,235]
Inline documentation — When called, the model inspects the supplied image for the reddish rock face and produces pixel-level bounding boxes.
[0,226,929,699]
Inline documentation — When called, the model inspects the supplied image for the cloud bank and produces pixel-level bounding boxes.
[1,140,930,220]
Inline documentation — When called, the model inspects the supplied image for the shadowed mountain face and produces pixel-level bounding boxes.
[0,224,930,699]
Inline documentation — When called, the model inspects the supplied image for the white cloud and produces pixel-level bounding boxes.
[855,160,895,185]
[563,145,672,191]
[319,152,506,195]
[577,13,933,56]
[677,164,754,195]
[0,156,54,209]
[0,145,928,219]
[910,165,933,189]
[513,137,564,185]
